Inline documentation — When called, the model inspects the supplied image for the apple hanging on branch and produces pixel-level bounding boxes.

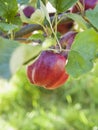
[27,51,69,90]
[0,0,98,87]
[26,30,77,89]
[17,0,98,90]
[71,0,98,13]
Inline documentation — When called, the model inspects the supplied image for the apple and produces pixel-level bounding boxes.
[18,6,35,43]
[59,31,77,58]
[83,0,98,10]
[23,6,35,18]
[27,51,69,89]
[71,0,98,13]
[57,21,74,35]
[48,12,74,35]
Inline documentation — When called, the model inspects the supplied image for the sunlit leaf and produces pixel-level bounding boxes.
[86,5,98,29]
[49,0,77,13]
[66,29,98,77]
[0,37,20,79]
[10,44,42,74]
[0,22,18,32]
[0,0,18,22]
[20,8,45,24]
[66,13,87,30]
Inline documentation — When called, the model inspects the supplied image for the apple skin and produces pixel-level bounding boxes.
[57,21,74,35]
[83,0,98,10]
[59,31,77,58]
[71,0,98,13]
[23,6,35,18]
[27,51,69,89]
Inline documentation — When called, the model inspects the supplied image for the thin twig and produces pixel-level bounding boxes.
[15,37,42,43]
[15,24,43,38]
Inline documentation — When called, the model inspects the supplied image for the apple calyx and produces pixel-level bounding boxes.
[27,51,69,89]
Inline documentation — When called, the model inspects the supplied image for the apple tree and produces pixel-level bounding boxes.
[0,0,98,89]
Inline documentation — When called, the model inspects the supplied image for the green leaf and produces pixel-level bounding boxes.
[49,0,77,13]
[40,1,51,23]
[66,50,93,77]
[41,0,48,5]
[0,37,42,79]
[30,9,45,24]
[66,13,87,30]
[42,37,56,49]
[86,5,98,29]
[20,8,45,24]
[10,44,42,74]
[29,31,45,42]
[0,22,18,32]
[11,15,22,26]
[0,37,20,79]
[0,0,18,22]
[66,29,98,78]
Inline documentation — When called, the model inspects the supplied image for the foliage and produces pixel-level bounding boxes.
[66,29,98,77]
[0,38,20,79]
[0,0,98,129]
[86,5,98,29]
[0,0,98,79]
[49,0,77,13]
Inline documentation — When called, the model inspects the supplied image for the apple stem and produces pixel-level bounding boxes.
[48,13,62,52]
[41,24,49,36]
[51,24,62,51]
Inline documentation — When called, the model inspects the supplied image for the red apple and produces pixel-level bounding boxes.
[57,21,74,35]
[59,31,77,58]
[19,6,35,42]
[71,0,98,13]
[27,51,69,89]
[83,0,98,10]
[23,6,35,18]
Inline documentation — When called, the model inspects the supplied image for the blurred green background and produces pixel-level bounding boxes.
[0,61,98,130]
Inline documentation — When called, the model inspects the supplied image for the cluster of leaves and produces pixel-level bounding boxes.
[0,0,98,80]
[1,0,98,129]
